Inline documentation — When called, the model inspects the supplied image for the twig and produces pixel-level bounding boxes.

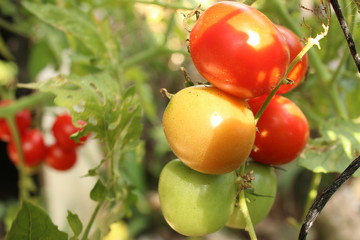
[298,155,360,240]
[329,0,360,73]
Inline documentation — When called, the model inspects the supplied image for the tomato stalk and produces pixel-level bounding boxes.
[0,92,53,118]
[132,0,198,10]
[255,24,329,122]
[243,0,256,5]
[81,201,104,240]
[268,0,352,121]
[123,46,187,69]
[6,116,28,201]
[300,172,322,224]
[238,163,258,240]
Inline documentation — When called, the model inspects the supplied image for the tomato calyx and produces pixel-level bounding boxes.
[159,88,173,99]
[282,78,295,85]
[235,170,255,191]
[182,4,202,32]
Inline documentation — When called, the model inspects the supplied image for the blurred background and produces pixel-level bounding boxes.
[1,0,360,239]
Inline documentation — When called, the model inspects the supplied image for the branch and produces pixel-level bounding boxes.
[298,155,360,240]
[329,0,360,73]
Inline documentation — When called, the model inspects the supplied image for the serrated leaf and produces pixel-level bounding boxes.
[90,179,107,202]
[299,119,360,176]
[19,73,140,149]
[67,211,83,237]
[22,2,106,58]
[6,201,68,240]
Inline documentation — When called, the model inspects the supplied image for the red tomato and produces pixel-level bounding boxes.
[248,95,309,165]
[52,114,88,150]
[0,100,32,141]
[189,1,289,99]
[45,144,77,171]
[276,25,308,94]
[7,128,46,167]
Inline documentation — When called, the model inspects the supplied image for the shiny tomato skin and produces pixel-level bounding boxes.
[162,85,256,174]
[7,128,46,167]
[276,25,308,94]
[159,159,236,236]
[52,114,87,150]
[189,1,289,99]
[248,95,309,165]
[0,100,32,142]
[45,144,77,171]
[226,161,277,229]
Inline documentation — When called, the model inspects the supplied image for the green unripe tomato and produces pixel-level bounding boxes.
[159,159,237,236]
[226,161,277,229]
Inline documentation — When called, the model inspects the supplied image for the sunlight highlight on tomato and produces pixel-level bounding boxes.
[276,25,308,94]
[189,1,289,99]
[248,95,309,165]
[162,85,256,174]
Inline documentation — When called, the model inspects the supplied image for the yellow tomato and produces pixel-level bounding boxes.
[162,85,256,174]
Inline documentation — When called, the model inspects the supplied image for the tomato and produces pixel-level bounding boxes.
[52,114,88,150]
[7,128,46,167]
[189,1,289,99]
[226,161,277,229]
[45,144,77,171]
[248,95,309,165]
[276,25,308,94]
[0,100,32,142]
[162,85,255,174]
[159,159,236,236]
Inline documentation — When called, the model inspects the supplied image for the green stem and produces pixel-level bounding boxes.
[163,12,176,46]
[238,163,258,240]
[81,201,104,240]
[268,0,332,83]
[261,0,351,121]
[300,172,322,224]
[132,0,197,10]
[0,92,54,117]
[123,46,187,69]
[243,0,256,5]
[329,85,348,120]
[255,26,328,121]
[0,19,28,37]
[329,50,349,86]
[7,117,28,201]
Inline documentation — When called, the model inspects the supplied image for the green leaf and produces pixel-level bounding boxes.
[22,2,106,58]
[90,179,107,202]
[67,211,83,237]
[19,72,140,149]
[298,119,360,176]
[0,35,14,60]
[6,201,68,240]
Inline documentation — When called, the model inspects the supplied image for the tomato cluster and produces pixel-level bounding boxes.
[159,1,310,237]
[46,114,89,171]
[0,103,88,171]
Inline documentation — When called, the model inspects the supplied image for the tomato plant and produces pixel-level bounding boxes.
[189,1,289,99]
[51,114,87,150]
[7,128,46,167]
[226,161,277,229]
[158,159,236,236]
[276,25,309,94]
[248,95,309,165]
[162,85,255,174]
[0,100,32,142]
[45,144,77,171]
[1,0,359,239]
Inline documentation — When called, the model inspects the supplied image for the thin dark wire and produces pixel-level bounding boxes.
[329,0,360,73]
[298,156,360,240]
